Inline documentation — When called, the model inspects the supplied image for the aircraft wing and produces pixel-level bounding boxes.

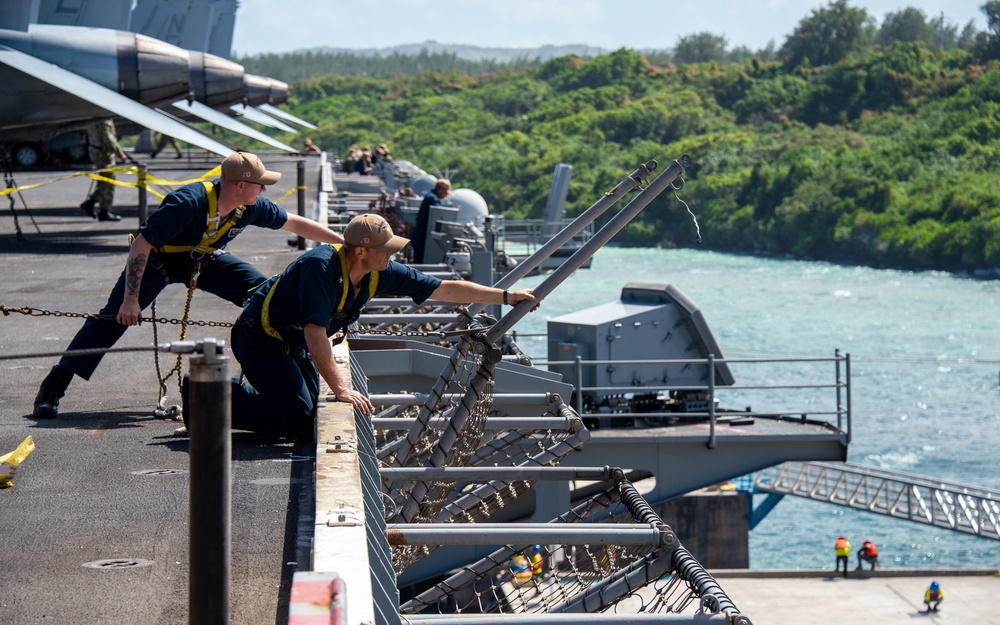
[258,103,318,130]
[229,104,297,133]
[173,99,298,153]
[0,44,234,156]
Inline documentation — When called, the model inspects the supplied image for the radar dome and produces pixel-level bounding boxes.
[448,188,489,228]
[409,174,437,197]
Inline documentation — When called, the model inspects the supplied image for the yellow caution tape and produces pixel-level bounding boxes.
[0,170,92,195]
[0,165,306,204]
[0,165,223,197]
[0,435,35,489]
[272,185,307,204]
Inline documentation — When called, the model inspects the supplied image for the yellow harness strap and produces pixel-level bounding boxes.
[260,244,380,341]
[132,181,244,255]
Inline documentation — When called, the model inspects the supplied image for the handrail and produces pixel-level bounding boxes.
[755,461,1000,541]
[539,352,851,447]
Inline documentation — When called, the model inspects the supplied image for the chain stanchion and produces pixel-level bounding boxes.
[3,300,210,421]
[3,302,494,422]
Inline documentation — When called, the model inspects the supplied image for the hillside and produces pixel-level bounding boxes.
[274,42,1000,274]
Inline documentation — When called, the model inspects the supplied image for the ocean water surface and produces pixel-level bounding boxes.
[515,246,1000,570]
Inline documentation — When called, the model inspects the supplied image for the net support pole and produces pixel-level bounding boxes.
[397,349,500,522]
[485,155,690,344]
[467,160,658,316]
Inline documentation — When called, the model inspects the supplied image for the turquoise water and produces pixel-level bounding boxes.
[515,247,1000,570]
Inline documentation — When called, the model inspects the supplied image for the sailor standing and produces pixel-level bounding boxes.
[80,119,127,221]
[834,535,851,577]
[412,178,451,264]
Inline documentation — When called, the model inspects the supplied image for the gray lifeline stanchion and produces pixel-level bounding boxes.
[137,163,149,224]
[188,338,231,625]
[296,160,306,250]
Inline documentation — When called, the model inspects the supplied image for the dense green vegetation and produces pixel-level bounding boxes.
[267,2,1000,273]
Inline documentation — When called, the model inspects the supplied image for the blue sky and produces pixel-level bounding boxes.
[232,0,988,56]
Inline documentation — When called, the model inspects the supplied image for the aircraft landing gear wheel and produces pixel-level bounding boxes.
[13,143,42,168]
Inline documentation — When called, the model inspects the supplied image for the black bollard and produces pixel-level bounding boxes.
[188,338,231,625]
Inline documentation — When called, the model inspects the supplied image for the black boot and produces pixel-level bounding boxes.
[79,198,96,218]
[97,210,121,221]
[33,365,74,418]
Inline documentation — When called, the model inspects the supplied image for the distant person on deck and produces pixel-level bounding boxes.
[151,132,183,159]
[341,144,360,173]
[411,178,451,264]
[856,539,879,571]
[834,536,851,576]
[373,143,391,166]
[301,138,321,154]
[354,149,374,175]
[80,119,128,222]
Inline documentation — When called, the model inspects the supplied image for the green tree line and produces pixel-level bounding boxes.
[265,1,1000,273]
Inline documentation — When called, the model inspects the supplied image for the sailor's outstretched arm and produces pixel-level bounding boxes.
[281,213,344,244]
[430,280,538,307]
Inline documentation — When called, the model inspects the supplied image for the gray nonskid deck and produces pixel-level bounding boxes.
[1,154,322,625]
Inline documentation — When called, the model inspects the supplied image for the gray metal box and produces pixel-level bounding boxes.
[547,283,734,403]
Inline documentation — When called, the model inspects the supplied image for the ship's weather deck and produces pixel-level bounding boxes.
[3,153,998,625]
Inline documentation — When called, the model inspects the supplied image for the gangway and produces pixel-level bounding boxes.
[753,461,1000,540]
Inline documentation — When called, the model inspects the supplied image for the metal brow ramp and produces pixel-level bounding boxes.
[755,461,1000,540]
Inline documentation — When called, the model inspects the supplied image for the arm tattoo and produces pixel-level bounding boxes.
[126,253,146,297]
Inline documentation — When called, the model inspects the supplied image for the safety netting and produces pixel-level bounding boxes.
[397,473,745,621]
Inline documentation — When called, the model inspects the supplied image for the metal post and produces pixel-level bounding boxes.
[845,353,853,445]
[188,338,231,625]
[466,159,660,318]
[575,355,584,416]
[484,155,690,343]
[379,466,613,482]
[386,523,665,546]
[137,164,148,223]
[296,160,306,250]
[834,348,843,432]
[707,354,716,449]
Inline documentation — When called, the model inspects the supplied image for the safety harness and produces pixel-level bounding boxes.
[143,180,243,419]
[259,243,379,342]
[131,180,244,259]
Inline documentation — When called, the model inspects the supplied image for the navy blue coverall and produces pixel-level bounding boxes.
[58,179,287,380]
[230,243,440,439]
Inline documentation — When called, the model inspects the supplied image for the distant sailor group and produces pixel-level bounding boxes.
[31,152,538,441]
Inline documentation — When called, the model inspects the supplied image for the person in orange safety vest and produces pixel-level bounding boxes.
[857,539,879,571]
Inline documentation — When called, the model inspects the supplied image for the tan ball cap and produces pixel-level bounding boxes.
[344,214,409,253]
[221,152,281,186]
